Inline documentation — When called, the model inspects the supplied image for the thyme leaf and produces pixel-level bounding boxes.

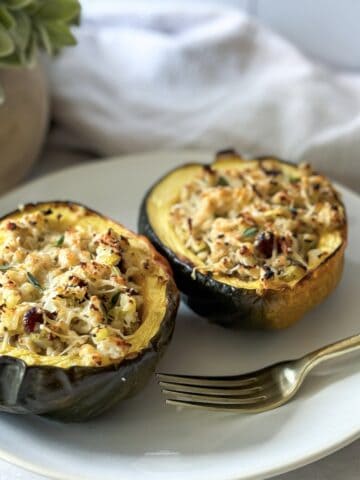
[56,234,64,247]
[27,272,43,290]
[111,291,120,307]
[242,227,258,238]
[217,176,230,186]
[289,176,300,184]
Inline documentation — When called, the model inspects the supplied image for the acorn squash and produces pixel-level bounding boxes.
[139,150,347,329]
[0,202,179,421]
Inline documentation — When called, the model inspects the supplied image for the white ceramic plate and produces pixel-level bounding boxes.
[0,151,359,480]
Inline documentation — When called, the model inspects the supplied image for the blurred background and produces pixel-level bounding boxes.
[178,0,360,70]
[1,0,360,195]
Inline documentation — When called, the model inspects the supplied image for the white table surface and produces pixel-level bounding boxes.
[2,1,360,477]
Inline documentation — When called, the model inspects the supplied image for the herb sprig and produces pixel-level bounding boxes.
[56,234,64,247]
[217,176,230,187]
[27,271,43,290]
[110,291,120,307]
[242,226,258,238]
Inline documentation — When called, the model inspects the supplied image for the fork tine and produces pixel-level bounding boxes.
[162,390,267,405]
[156,372,259,387]
[165,399,268,412]
[159,381,263,396]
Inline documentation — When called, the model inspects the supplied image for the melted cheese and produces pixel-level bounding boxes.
[169,160,345,290]
[0,208,143,366]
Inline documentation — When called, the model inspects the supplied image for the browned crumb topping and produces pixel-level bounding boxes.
[0,209,143,366]
[170,160,345,287]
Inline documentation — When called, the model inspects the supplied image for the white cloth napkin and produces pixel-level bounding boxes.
[46,0,360,192]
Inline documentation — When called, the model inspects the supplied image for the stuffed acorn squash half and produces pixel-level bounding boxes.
[139,150,347,329]
[0,202,178,421]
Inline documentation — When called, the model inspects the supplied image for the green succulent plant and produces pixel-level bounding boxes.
[0,0,81,101]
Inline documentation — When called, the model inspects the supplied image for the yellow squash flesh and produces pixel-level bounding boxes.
[140,154,347,329]
[0,202,176,366]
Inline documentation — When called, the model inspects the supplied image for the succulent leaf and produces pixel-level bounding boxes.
[0,50,21,66]
[37,0,80,22]
[4,0,34,10]
[0,0,80,98]
[11,11,31,52]
[24,31,36,65]
[0,0,80,64]
[35,21,52,54]
[0,24,15,57]
[0,6,15,29]
[45,20,76,48]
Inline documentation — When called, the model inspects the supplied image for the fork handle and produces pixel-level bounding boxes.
[302,333,360,369]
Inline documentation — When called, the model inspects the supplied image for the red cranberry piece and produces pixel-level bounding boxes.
[6,222,17,231]
[255,231,276,258]
[23,307,43,333]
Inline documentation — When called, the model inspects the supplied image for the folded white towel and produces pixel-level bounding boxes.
[47,0,360,191]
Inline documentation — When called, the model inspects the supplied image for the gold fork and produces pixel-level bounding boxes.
[157,333,360,412]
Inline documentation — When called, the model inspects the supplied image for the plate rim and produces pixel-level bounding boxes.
[0,149,359,480]
[0,422,358,480]
[9,149,360,203]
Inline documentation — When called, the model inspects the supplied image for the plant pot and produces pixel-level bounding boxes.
[0,64,49,194]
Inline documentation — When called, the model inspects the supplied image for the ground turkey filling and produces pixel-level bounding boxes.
[0,209,143,366]
[170,160,345,289]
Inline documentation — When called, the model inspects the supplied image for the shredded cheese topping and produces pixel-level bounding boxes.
[170,160,345,289]
[0,208,144,366]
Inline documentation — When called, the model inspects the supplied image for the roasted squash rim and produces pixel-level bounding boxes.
[141,154,347,297]
[0,201,179,371]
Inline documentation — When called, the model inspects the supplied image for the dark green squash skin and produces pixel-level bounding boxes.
[0,280,177,421]
[0,202,179,422]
